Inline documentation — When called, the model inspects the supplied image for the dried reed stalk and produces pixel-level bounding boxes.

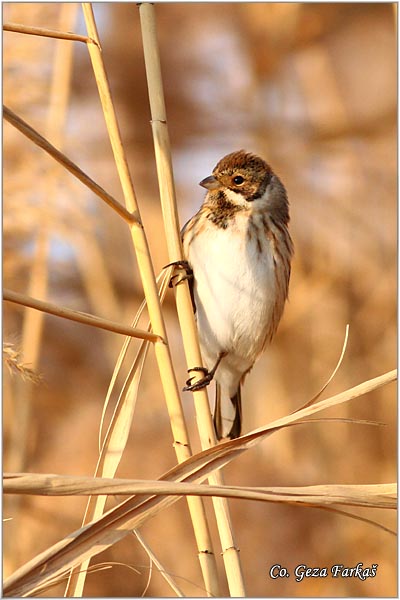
[65,4,218,596]
[3,21,95,44]
[139,3,245,596]
[134,530,186,597]
[5,474,396,511]
[4,5,79,574]
[3,367,396,597]
[69,273,170,594]
[3,106,134,224]
[13,1,77,459]
[3,288,161,342]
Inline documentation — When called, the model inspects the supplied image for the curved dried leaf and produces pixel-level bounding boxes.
[3,368,396,597]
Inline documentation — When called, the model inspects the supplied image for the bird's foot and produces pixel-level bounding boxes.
[183,352,227,392]
[165,260,193,288]
[183,367,212,392]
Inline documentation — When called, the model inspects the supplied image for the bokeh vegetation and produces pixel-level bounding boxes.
[3,3,396,597]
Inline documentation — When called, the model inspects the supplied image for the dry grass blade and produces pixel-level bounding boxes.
[3,105,134,224]
[3,22,96,45]
[65,341,149,596]
[98,340,148,453]
[3,368,395,597]
[98,268,170,449]
[257,368,396,432]
[98,343,148,475]
[27,563,132,598]
[310,504,396,536]
[134,530,185,597]
[3,288,162,342]
[4,474,396,511]
[293,324,350,412]
[98,268,171,454]
[66,271,169,596]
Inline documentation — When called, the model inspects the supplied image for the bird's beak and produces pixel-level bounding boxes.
[199,175,220,190]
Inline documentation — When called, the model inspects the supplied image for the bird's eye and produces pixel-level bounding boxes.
[233,175,244,185]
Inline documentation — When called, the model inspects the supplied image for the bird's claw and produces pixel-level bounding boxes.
[165,260,193,289]
[183,366,212,391]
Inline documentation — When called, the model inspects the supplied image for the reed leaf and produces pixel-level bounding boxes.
[3,368,396,597]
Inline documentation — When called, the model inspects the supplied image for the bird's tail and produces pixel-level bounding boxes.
[213,383,242,440]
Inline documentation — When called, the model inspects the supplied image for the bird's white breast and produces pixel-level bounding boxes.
[186,212,276,370]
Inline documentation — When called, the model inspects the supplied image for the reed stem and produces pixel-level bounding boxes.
[66,4,220,595]
[139,3,246,595]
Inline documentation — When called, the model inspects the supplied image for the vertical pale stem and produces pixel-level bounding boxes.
[67,4,218,596]
[139,3,246,596]
[4,3,79,576]
[14,2,77,466]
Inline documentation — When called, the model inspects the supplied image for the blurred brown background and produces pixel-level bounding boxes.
[3,3,397,597]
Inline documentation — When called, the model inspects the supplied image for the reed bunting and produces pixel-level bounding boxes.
[177,150,293,440]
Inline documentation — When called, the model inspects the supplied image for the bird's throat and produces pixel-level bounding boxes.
[205,190,244,229]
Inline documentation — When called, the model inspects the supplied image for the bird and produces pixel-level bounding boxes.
[179,150,293,440]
